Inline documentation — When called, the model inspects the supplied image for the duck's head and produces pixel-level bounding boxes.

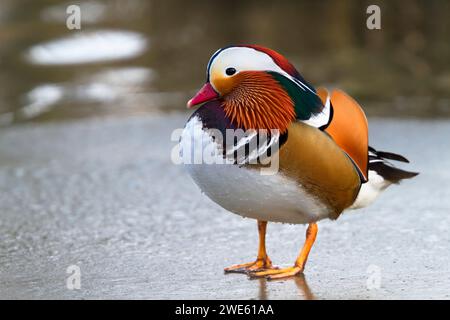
[187,45,323,134]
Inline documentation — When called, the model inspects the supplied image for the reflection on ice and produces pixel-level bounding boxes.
[26,30,148,65]
[90,67,154,87]
[74,67,154,102]
[20,67,154,120]
[21,84,64,119]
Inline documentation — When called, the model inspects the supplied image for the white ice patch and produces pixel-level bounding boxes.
[21,84,64,119]
[26,30,147,65]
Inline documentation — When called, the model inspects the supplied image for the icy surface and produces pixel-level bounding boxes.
[0,114,449,299]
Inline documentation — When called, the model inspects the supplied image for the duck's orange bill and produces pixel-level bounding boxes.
[187,83,219,108]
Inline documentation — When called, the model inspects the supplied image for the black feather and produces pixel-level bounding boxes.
[369,162,419,183]
[369,146,410,163]
[368,146,419,183]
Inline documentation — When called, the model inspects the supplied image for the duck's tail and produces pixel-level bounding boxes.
[368,146,419,183]
[350,146,419,209]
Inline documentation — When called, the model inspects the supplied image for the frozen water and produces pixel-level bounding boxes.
[0,114,449,299]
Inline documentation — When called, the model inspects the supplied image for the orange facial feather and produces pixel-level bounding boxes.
[222,72,296,134]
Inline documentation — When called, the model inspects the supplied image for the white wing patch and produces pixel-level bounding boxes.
[304,95,332,129]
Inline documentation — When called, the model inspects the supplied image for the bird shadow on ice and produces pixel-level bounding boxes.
[255,274,316,300]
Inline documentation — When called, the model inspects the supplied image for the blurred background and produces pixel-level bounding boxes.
[1,0,449,127]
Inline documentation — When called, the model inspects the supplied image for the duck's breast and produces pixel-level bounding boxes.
[179,109,333,224]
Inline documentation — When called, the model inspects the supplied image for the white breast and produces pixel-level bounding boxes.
[179,116,331,224]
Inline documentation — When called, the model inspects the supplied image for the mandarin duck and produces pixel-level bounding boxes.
[179,45,418,280]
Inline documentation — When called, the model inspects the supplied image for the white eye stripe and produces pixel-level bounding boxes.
[206,47,228,79]
[209,47,285,78]
[207,46,316,95]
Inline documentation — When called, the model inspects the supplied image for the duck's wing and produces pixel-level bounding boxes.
[303,88,369,182]
[279,121,362,218]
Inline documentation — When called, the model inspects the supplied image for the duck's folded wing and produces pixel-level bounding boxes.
[304,88,369,182]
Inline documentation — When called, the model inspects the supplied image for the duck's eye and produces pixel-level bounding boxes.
[225,67,236,76]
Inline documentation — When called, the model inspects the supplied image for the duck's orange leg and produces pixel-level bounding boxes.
[224,220,277,274]
[250,223,318,280]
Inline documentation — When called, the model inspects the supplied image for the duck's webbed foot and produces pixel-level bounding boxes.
[224,220,277,274]
[224,256,277,274]
[249,266,303,280]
